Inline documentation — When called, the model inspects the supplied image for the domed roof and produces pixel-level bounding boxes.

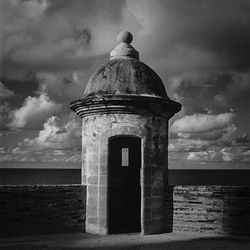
[83,31,168,98]
[70,31,181,118]
[84,58,168,98]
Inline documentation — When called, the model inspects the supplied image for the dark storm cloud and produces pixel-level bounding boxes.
[1,78,39,108]
[132,0,250,76]
[174,72,250,115]
[174,73,235,114]
[1,0,126,80]
[166,0,249,62]
[2,0,249,80]
[45,0,126,22]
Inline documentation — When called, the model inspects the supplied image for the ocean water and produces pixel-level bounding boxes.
[1,161,250,186]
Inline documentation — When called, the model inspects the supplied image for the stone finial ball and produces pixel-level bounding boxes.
[117,31,133,44]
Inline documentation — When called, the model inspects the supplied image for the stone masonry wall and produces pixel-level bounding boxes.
[81,113,169,234]
[165,186,250,235]
[0,185,86,238]
[2,185,250,237]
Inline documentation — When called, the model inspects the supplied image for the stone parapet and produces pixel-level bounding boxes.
[165,185,250,235]
[2,185,250,237]
[0,185,86,238]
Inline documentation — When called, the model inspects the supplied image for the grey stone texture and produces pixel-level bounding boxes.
[2,185,250,237]
[81,113,170,234]
[0,185,86,238]
[165,186,250,235]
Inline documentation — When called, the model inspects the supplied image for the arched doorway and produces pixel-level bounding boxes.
[108,136,141,234]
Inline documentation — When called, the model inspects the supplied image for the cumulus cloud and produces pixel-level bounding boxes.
[168,138,210,152]
[8,92,61,129]
[169,134,250,166]
[0,146,81,163]
[172,72,250,139]
[169,132,250,164]
[171,112,236,141]
[169,112,238,163]
[21,114,81,149]
[4,70,88,130]
[172,113,235,133]
[187,145,250,163]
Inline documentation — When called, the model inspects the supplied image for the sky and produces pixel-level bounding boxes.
[0,0,250,169]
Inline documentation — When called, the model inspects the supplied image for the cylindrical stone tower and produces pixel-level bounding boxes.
[70,31,181,235]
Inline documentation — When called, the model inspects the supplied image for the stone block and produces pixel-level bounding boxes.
[88,185,98,196]
[99,186,107,197]
[87,196,97,208]
[88,165,99,176]
[98,217,107,228]
[87,217,98,225]
[86,205,97,217]
[86,223,98,234]
[97,226,108,235]
[98,195,107,213]
[100,164,107,174]
[99,175,107,185]
[98,202,107,218]
[87,176,98,185]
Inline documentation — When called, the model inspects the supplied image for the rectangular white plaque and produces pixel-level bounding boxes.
[122,148,129,166]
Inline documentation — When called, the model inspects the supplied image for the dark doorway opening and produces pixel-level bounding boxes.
[108,136,141,234]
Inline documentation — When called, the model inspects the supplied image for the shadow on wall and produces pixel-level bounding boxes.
[222,187,250,235]
[163,181,174,233]
[1,184,250,238]
[0,185,86,238]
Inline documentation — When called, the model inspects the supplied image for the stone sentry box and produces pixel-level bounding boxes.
[70,31,181,235]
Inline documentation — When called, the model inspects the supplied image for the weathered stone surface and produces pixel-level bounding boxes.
[99,202,107,218]
[99,175,107,186]
[2,185,250,237]
[87,176,98,185]
[80,112,169,234]
[88,185,98,195]
[165,186,250,235]
[87,196,97,208]
[87,217,98,225]
[84,58,168,98]
[98,186,107,197]
[0,185,86,238]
